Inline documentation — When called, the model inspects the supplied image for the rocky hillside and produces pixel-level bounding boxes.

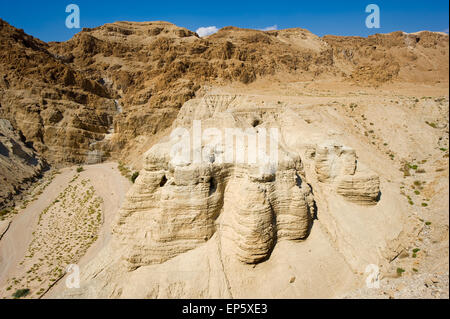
[0,19,118,165]
[1,19,448,167]
[51,89,448,298]
[0,18,448,207]
[0,18,448,298]
[0,119,46,209]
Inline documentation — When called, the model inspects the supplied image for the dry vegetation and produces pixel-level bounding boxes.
[2,174,103,298]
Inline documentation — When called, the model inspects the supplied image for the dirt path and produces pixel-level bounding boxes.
[0,162,130,298]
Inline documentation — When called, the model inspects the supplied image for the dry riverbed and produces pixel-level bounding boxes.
[0,162,130,299]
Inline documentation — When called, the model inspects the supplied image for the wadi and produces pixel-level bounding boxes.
[0,18,448,299]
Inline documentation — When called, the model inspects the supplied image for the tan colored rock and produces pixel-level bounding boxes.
[0,16,445,299]
[114,135,315,267]
[0,119,46,208]
[335,173,380,205]
[314,143,380,205]
[315,144,356,182]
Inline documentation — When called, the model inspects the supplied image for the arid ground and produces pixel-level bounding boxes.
[0,19,448,298]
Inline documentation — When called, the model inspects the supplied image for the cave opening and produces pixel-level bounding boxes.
[159,175,167,187]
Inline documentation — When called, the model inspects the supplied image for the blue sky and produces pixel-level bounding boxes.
[0,0,448,42]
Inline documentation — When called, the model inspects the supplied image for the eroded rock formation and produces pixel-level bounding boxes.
[111,95,382,271]
[115,140,316,267]
[314,143,380,205]
[0,119,46,208]
[1,18,448,167]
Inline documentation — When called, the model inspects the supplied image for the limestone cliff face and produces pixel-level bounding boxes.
[0,19,118,164]
[0,119,46,208]
[1,18,447,168]
[111,95,381,271]
[114,140,315,268]
[54,94,418,299]
[314,143,380,205]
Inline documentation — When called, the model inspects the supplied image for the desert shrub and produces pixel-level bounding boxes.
[118,162,131,178]
[12,289,30,298]
[400,163,411,177]
[396,268,405,276]
[76,166,84,173]
[0,209,10,217]
[131,172,139,183]
[425,121,437,128]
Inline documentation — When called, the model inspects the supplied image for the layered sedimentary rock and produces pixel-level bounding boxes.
[335,173,380,205]
[111,95,382,270]
[0,119,46,208]
[0,19,118,164]
[2,18,447,167]
[51,92,426,299]
[314,144,357,182]
[314,143,380,205]
[114,132,316,268]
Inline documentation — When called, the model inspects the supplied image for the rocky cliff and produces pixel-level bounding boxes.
[52,93,422,299]
[1,19,448,168]
[0,119,46,209]
[0,19,448,298]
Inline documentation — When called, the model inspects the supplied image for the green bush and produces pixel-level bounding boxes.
[396,268,405,276]
[0,209,10,217]
[425,121,437,128]
[76,166,84,173]
[12,289,30,299]
[131,172,139,184]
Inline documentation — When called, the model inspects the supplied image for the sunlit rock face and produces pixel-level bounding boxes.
[112,101,380,270]
[114,136,316,268]
[314,143,380,205]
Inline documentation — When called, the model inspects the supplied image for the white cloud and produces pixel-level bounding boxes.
[260,25,278,31]
[196,26,219,37]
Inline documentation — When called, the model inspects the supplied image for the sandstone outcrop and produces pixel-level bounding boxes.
[114,137,315,268]
[0,18,447,299]
[1,18,447,169]
[0,119,46,209]
[314,143,380,205]
[47,90,439,299]
[109,95,384,272]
